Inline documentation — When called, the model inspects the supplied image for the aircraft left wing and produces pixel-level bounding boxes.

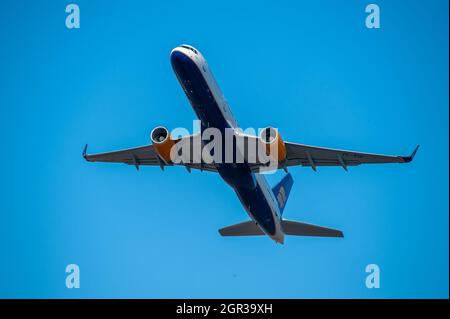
[281,143,420,171]
[238,132,419,172]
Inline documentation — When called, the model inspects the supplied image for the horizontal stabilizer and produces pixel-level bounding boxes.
[219,221,264,236]
[281,220,343,237]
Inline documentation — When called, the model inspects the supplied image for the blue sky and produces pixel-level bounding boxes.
[0,0,448,298]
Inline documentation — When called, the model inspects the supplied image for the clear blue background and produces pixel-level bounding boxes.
[0,0,448,298]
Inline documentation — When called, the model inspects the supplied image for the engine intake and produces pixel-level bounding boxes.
[151,126,175,163]
[259,127,287,163]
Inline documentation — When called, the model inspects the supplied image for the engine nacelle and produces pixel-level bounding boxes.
[150,126,175,163]
[259,127,287,163]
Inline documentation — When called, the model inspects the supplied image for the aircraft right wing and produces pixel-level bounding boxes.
[83,134,219,173]
[83,144,161,167]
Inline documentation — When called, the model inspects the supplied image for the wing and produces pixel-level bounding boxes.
[82,135,219,173]
[283,143,419,171]
[83,144,161,167]
[84,133,418,173]
[237,132,419,172]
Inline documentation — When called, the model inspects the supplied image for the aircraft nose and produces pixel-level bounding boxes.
[170,49,189,65]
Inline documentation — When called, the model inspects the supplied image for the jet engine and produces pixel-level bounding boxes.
[259,127,287,163]
[150,126,175,163]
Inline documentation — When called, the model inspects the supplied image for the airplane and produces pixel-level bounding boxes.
[83,44,419,244]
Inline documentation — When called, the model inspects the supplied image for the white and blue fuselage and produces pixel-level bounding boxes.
[170,45,285,243]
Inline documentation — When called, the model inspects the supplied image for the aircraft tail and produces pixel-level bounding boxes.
[281,220,343,237]
[218,220,343,238]
[218,221,264,236]
[271,173,294,215]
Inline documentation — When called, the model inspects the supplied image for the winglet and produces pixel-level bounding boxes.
[401,145,420,163]
[82,144,88,160]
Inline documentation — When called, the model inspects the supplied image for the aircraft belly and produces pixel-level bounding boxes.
[171,50,228,130]
[234,182,277,236]
[172,49,280,241]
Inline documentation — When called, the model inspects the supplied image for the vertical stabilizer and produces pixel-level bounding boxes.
[271,173,294,215]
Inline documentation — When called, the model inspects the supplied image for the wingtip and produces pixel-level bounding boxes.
[411,144,420,158]
[402,144,420,163]
[218,228,226,237]
[82,144,88,160]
